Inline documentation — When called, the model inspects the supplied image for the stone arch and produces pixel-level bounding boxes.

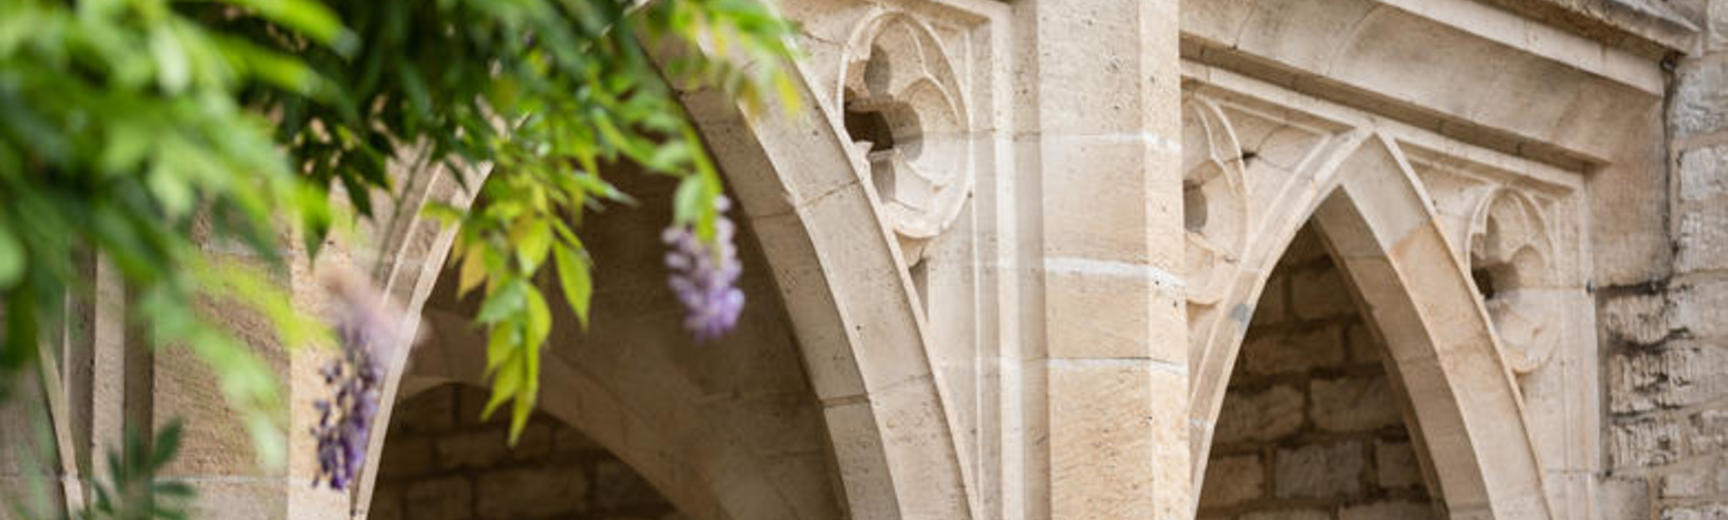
[346,45,970,520]
[1188,134,1553,519]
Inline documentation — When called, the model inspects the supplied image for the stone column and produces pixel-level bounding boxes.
[1011,1,1188,518]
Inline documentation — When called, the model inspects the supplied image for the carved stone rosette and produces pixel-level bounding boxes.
[838,11,972,264]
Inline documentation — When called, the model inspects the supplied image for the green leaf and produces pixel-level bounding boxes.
[220,0,355,53]
[481,363,522,419]
[673,175,703,226]
[0,221,22,288]
[552,244,592,329]
[512,218,553,273]
[523,285,551,347]
[150,26,190,93]
[475,279,527,324]
[457,243,488,298]
[149,420,184,471]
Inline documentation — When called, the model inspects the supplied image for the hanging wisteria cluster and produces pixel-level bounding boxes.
[311,272,399,491]
[663,197,747,342]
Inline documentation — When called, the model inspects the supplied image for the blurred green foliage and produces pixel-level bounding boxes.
[0,0,797,467]
[80,421,195,520]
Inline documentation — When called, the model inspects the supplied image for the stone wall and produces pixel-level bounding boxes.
[1197,226,1438,520]
[1600,3,1728,516]
[368,384,682,520]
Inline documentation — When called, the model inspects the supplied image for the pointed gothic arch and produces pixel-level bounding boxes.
[1188,133,1553,519]
[345,45,971,520]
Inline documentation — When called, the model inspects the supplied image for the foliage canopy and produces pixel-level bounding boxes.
[0,0,796,467]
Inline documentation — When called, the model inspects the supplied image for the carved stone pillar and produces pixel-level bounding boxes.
[1011,0,1189,518]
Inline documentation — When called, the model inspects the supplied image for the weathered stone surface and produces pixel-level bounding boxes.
[368,489,404,520]
[1609,344,1728,413]
[1673,281,1728,339]
[438,429,509,470]
[1602,291,1672,346]
[1679,145,1728,203]
[1672,58,1728,139]
[405,476,473,520]
[1214,385,1305,444]
[1612,417,1684,468]
[1663,466,1713,498]
[1344,322,1384,363]
[1601,476,1652,520]
[1199,454,1265,508]
[1689,409,1728,455]
[476,466,590,519]
[595,460,668,510]
[1340,500,1436,520]
[394,385,457,434]
[1240,326,1346,375]
[379,437,433,479]
[1662,503,1728,520]
[1274,441,1364,499]
[1241,511,1330,520]
[1311,376,1402,432]
[1289,266,1355,319]
[1677,203,1728,273]
[1374,440,1422,489]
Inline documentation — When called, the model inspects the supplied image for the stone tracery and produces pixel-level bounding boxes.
[838,11,973,264]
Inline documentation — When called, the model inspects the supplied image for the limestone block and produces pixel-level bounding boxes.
[1713,0,1728,51]
[1047,363,1167,519]
[595,459,668,511]
[1677,203,1728,274]
[1662,503,1728,520]
[394,385,457,434]
[1241,510,1329,520]
[378,437,433,479]
[1599,476,1651,520]
[1043,268,1163,359]
[1214,384,1304,444]
[1611,417,1683,468]
[1289,266,1356,320]
[1240,326,1346,375]
[1274,441,1364,499]
[1340,500,1437,520]
[1601,291,1672,346]
[1311,376,1402,433]
[1672,281,1728,339]
[369,488,404,520]
[405,476,473,520]
[1679,145,1728,203]
[1344,321,1384,363]
[1671,57,1728,139]
[512,422,553,460]
[475,466,588,519]
[1199,453,1264,508]
[1662,466,1713,498]
[1688,409,1728,456]
[1608,344,1728,413]
[1374,440,1422,489]
[437,429,507,470]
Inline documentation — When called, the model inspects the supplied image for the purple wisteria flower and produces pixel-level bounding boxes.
[663,197,746,342]
[311,271,400,491]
